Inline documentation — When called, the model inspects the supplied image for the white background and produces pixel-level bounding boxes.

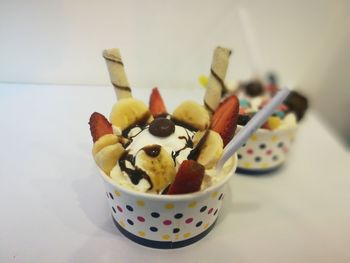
[0,0,349,145]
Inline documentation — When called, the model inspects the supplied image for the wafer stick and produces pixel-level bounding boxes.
[102,48,132,100]
[203,47,232,113]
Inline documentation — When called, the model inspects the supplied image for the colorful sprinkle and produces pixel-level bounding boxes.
[163,220,172,225]
[277,142,284,148]
[175,234,179,240]
[239,99,250,108]
[238,154,242,159]
[214,209,218,216]
[112,207,116,213]
[174,213,183,219]
[211,192,218,198]
[136,200,144,207]
[266,150,272,155]
[151,212,160,218]
[185,218,193,224]
[109,192,114,199]
[162,234,170,240]
[137,216,145,222]
[117,206,123,213]
[274,111,285,118]
[188,201,197,208]
[219,193,224,200]
[184,233,191,238]
[138,231,145,237]
[203,223,209,229]
[173,228,180,234]
[255,156,261,162]
[259,143,266,149]
[114,190,121,197]
[164,203,174,209]
[200,206,207,212]
[127,219,134,225]
[272,155,278,161]
[208,208,214,214]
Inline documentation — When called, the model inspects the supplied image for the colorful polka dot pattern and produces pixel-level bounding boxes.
[236,126,297,170]
[103,184,227,243]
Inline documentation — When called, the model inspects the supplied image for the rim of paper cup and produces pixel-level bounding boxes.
[237,125,298,135]
[99,154,237,201]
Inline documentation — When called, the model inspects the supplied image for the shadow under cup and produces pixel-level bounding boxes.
[236,125,298,174]
[99,154,237,249]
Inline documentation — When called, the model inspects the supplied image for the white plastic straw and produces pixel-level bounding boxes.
[216,87,291,172]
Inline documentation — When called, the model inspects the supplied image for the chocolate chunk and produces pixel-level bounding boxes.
[149,117,175,137]
[284,91,308,121]
[244,81,264,97]
[237,114,251,126]
[142,145,161,157]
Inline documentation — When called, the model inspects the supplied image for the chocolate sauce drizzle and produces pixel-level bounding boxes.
[143,145,161,157]
[204,100,215,114]
[210,68,228,97]
[118,152,153,190]
[122,112,151,137]
[171,128,194,163]
[187,130,210,161]
[112,83,132,92]
[103,54,124,66]
[170,117,198,132]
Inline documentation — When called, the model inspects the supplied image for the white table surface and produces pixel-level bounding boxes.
[0,83,349,263]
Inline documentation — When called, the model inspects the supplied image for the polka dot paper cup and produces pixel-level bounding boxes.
[236,125,297,174]
[99,155,237,249]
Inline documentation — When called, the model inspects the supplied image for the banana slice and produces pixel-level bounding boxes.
[92,134,120,156]
[94,143,125,175]
[172,100,210,130]
[109,98,153,131]
[193,130,223,168]
[135,145,176,193]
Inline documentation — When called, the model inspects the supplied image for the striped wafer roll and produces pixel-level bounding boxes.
[102,49,132,100]
[204,47,232,114]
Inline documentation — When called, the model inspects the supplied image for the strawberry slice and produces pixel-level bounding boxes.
[89,112,113,142]
[211,95,239,146]
[167,160,205,195]
[149,87,167,117]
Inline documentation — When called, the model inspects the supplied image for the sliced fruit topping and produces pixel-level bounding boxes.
[167,160,205,195]
[92,134,119,156]
[262,116,281,130]
[135,145,176,193]
[211,95,239,146]
[89,112,113,143]
[190,130,223,169]
[172,101,210,131]
[109,98,153,131]
[94,143,125,175]
[149,87,167,117]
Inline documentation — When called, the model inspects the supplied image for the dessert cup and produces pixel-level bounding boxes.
[235,125,297,174]
[99,154,237,249]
